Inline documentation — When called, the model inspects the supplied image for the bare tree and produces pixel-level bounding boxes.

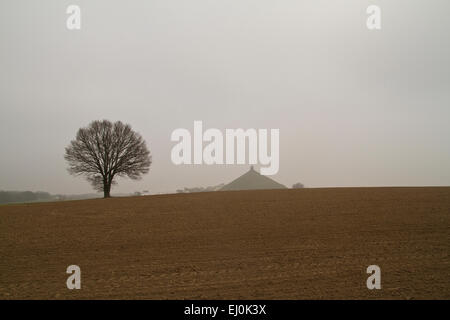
[292,182,304,189]
[64,120,152,198]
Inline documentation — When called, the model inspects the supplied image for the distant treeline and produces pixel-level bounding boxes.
[176,183,225,193]
[0,191,53,204]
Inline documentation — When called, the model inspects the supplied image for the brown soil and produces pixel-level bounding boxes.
[0,187,449,299]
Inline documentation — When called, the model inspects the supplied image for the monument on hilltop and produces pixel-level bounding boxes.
[220,166,287,191]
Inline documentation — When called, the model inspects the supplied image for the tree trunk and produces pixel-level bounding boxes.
[103,178,111,198]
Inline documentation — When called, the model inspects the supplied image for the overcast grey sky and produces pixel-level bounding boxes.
[1,0,449,195]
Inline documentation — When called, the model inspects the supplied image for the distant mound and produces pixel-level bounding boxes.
[220,166,287,191]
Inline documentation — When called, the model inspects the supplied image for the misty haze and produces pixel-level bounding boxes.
[1,0,449,301]
[1,0,449,196]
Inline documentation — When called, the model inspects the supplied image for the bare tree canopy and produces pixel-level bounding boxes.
[292,182,304,189]
[64,120,151,198]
